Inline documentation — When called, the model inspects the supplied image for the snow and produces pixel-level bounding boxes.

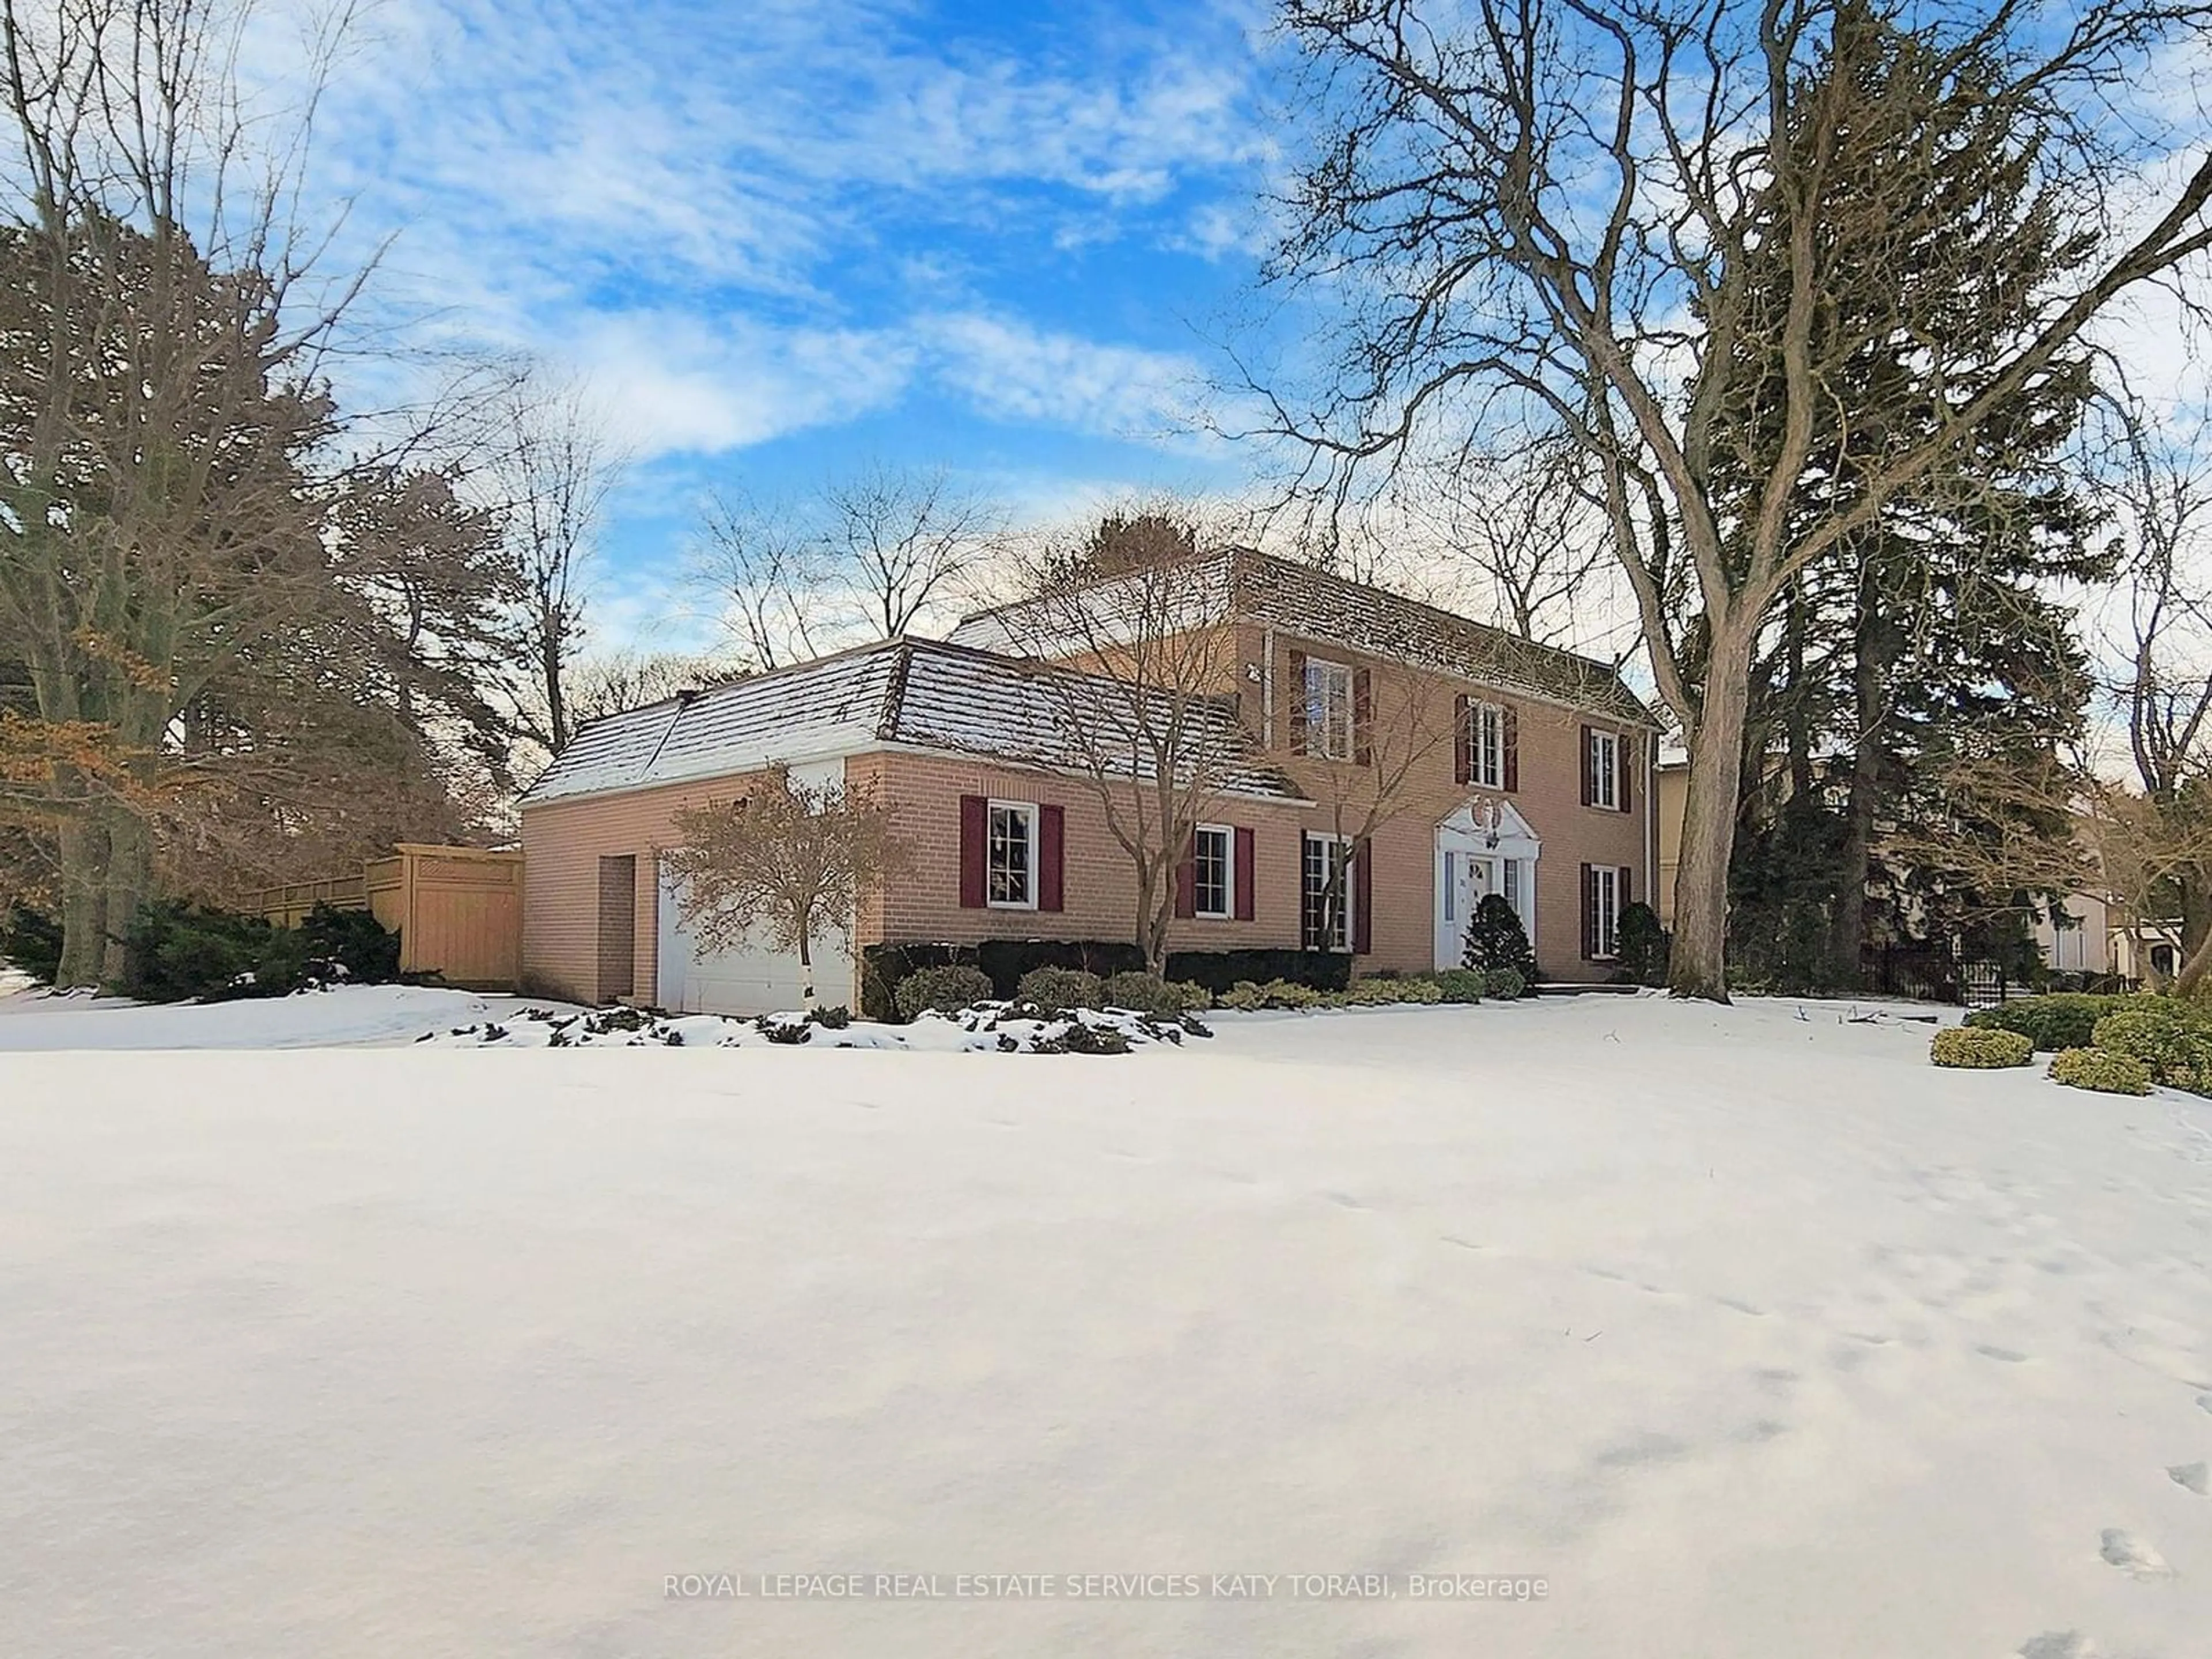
[3,996,2210,1657]
[419,1001,1205,1054]
[0,984,520,1051]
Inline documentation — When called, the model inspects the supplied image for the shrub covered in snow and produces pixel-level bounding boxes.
[1014,966,1105,1012]
[2047,1046,2153,1096]
[893,965,995,1021]
[2089,1003,2212,1093]
[113,900,408,1003]
[1964,993,2127,1052]
[1614,902,1669,987]
[1929,1027,2033,1069]
[1483,967,1528,1001]
[427,999,1196,1055]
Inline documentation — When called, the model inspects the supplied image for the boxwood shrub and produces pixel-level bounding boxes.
[892,964,995,1021]
[1963,993,2127,1053]
[2047,1046,2153,1096]
[1930,1027,2033,1069]
[1015,966,1105,1012]
[2089,1003,2212,1093]
[1483,967,1528,1001]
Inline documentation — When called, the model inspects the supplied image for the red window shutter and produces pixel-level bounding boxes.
[1234,827,1256,921]
[1038,804,1065,912]
[1502,703,1520,793]
[1619,865,1634,907]
[1353,838,1373,955]
[1580,726,1596,806]
[1353,668,1373,767]
[1581,863,1597,959]
[1175,830,1197,919]
[1286,649,1308,753]
[1453,694,1472,786]
[958,794,987,908]
[1619,734,1634,813]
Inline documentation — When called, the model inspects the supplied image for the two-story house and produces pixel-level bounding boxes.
[516,548,1660,1012]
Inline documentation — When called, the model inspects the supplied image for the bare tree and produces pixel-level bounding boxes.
[992,513,1256,972]
[566,648,738,727]
[494,373,626,755]
[661,765,906,1005]
[685,463,1004,668]
[1263,0,2212,1001]
[685,490,826,673]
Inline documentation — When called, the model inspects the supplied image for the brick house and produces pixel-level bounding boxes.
[517,550,1660,1011]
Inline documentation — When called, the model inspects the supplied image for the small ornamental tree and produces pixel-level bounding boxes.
[1461,893,1538,986]
[1615,903,1669,987]
[662,766,907,1005]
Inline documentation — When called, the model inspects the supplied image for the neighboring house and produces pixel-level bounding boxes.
[518,551,1660,1012]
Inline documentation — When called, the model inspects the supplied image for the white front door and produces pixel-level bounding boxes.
[1437,846,1496,969]
[1435,802,1542,971]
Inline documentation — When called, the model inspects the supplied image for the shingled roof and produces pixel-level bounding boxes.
[520,638,1303,806]
[952,547,1657,729]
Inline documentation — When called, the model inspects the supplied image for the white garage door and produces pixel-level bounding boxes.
[654,761,856,1016]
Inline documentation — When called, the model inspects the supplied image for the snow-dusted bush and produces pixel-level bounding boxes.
[1964,993,2126,1052]
[1462,893,1539,982]
[893,964,995,1021]
[2048,1046,2153,1096]
[1430,968,1485,1003]
[1930,1027,2032,1069]
[1483,967,1528,1001]
[2089,1003,2212,1093]
[1015,966,1105,1012]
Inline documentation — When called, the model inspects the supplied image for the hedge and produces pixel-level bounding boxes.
[2048,1047,2153,1096]
[1963,993,2130,1053]
[1930,1027,2033,1069]
[2089,1005,2212,1093]
[860,940,1352,1022]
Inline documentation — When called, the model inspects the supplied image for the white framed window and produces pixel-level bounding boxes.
[1304,832,1352,951]
[1468,701,1505,789]
[1589,865,1620,959]
[987,800,1038,909]
[1588,729,1620,809]
[1304,658,1355,760]
[1503,856,1525,927]
[1193,824,1233,920]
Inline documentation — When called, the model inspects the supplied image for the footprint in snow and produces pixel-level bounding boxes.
[2168,1461,2210,1496]
[2097,1529,2173,1580]
[1977,1344,2031,1364]
[2198,1392,2212,1415]
[2017,1634,2097,1659]
[1714,1296,1767,1318]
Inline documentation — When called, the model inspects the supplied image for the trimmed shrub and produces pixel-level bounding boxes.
[893,964,994,1021]
[1099,971,1187,1018]
[1483,967,1528,1001]
[2090,1003,2212,1093]
[115,900,408,1003]
[1162,946,1352,995]
[1347,975,1444,1005]
[1964,993,2127,1053]
[806,1005,853,1029]
[1615,902,1669,987]
[2048,1046,2153,1096]
[1930,1027,2033,1069]
[1168,980,1214,1012]
[1,905,62,985]
[1015,966,1105,1012]
[296,902,404,983]
[1462,893,1539,983]
[1430,968,1485,1003]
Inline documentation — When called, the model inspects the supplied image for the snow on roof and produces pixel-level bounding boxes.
[952,548,1657,728]
[520,638,1302,806]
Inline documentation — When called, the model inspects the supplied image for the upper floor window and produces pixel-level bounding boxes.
[1193,825,1233,920]
[1587,729,1620,810]
[1304,658,1355,760]
[988,801,1037,908]
[1468,701,1505,789]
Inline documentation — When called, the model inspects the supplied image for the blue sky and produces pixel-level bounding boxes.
[301,0,1289,646]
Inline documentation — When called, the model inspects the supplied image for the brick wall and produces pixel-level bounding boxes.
[1236,622,1654,981]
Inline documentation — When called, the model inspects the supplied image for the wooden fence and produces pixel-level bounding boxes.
[251,844,522,991]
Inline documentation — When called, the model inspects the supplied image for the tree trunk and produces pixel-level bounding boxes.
[1827,565,1888,990]
[54,815,109,989]
[99,811,152,988]
[797,928,814,1005]
[1669,628,1754,1003]
[2177,871,2212,980]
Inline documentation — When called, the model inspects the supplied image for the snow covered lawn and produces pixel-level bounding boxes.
[4,997,2210,1657]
